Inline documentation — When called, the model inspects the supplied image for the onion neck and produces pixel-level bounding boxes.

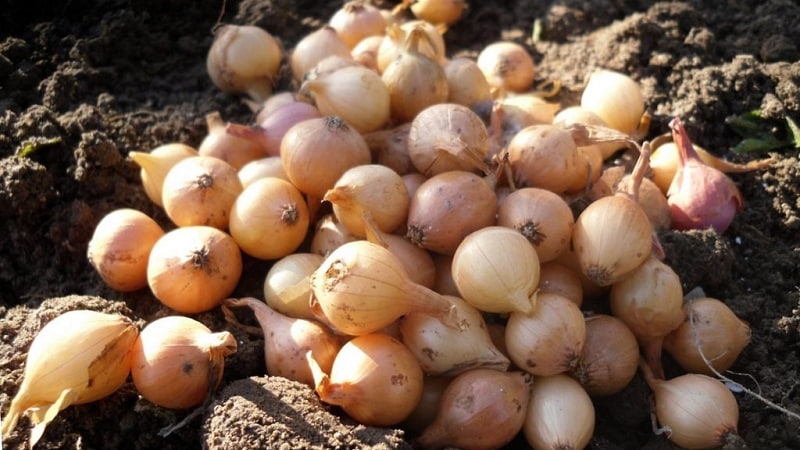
[404,281,464,331]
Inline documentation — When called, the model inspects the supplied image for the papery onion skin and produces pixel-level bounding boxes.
[0,310,138,447]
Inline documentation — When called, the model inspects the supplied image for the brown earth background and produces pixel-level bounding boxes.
[1,0,799,449]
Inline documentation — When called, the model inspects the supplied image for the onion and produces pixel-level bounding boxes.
[328,1,386,49]
[476,41,536,94]
[640,359,741,449]
[280,116,371,201]
[131,316,237,410]
[452,226,540,314]
[569,314,639,396]
[263,253,324,321]
[506,292,587,376]
[663,297,751,375]
[223,297,340,387]
[497,187,575,262]
[407,0,466,25]
[147,225,242,313]
[224,101,322,158]
[407,103,489,177]
[363,122,414,175]
[298,65,390,133]
[198,112,267,170]
[206,24,282,102]
[161,155,243,230]
[308,333,424,426]
[129,143,197,207]
[382,27,449,123]
[609,255,684,379]
[309,240,459,335]
[229,177,310,260]
[324,164,409,238]
[0,310,138,446]
[415,369,533,450]
[309,213,358,257]
[377,21,446,73]
[537,261,583,307]
[237,156,289,188]
[406,170,498,255]
[87,208,165,292]
[400,295,510,376]
[666,117,744,233]
[580,69,645,137]
[523,374,595,450]
[289,26,352,82]
[444,57,492,108]
[507,124,589,194]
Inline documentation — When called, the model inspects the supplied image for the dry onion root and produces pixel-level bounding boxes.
[1,310,139,446]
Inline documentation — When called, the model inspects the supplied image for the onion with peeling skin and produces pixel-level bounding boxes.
[408,103,489,177]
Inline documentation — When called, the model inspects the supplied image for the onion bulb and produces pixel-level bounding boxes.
[400,295,510,376]
[147,226,242,314]
[523,374,595,450]
[161,155,243,230]
[309,240,459,335]
[198,111,267,170]
[452,226,540,314]
[537,261,583,307]
[131,316,237,410]
[444,57,493,108]
[206,25,282,102]
[610,255,684,379]
[569,314,639,396]
[408,0,466,25]
[663,297,751,375]
[298,65,390,133]
[640,359,741,449]
[224,297,341,387]
[0,310,138,447]
[666,117,744,233]
[289,26,352,82]
[328,1,386,49]
[224,101,322,158]
[263,253,324,321]
[237,156,289,188]
[382,27,449,123]
[280,116,372,200]
[506,292,587,376]
[308,333,423,426]
[407,103,489,177]
[129,143,198,207]
[87,208,165,292]
[415,369,533,450]
[476,41,536,94]
[324,164,409,238]
[229,177,310,260]
[507,124,589,194]
[580,69,645,137]
[497,187,575,262]
[406,170,498,255]
[309,213,358,257]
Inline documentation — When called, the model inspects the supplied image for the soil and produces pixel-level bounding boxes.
[1,0,799,449]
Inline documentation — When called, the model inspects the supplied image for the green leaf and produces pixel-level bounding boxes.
[16,137,62,158]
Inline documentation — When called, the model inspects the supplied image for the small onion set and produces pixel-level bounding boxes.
[41,3,777,449]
